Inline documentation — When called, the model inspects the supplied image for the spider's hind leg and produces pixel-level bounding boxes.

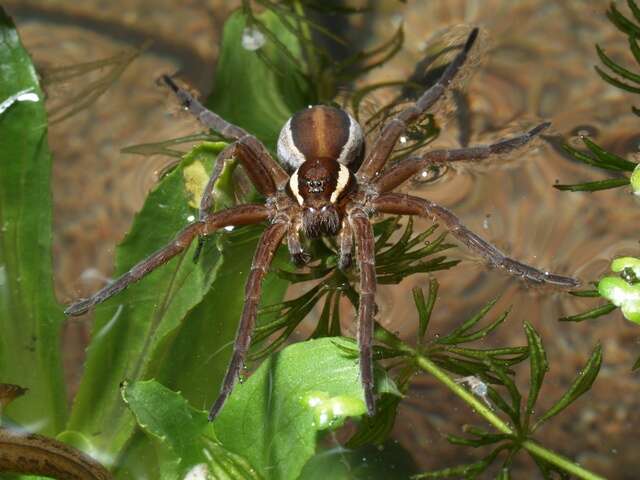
[372,193,580,288]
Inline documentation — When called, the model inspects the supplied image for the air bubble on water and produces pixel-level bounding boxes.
[242,26,266,51]
[399,136,408,144]
[483,214,491,230]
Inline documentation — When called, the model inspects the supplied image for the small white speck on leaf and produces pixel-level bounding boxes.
[241,26,266,51]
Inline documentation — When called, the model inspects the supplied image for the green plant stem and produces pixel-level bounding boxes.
[414,354,511,434]
[521,441,603,480]
[414,354,605,480]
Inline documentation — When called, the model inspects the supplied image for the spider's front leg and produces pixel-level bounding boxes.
[372,193,579,288]
[193,139,283,261]
[357,28,479,181]
[64,205,271,316]
[209,220,289,420]
[162,74,289,191]
[349,207,377,415]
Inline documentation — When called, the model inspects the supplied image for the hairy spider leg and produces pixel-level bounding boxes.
[208,221,289,421]
[287,225,311,267]
[338,217,354,270]
[64,205,271,316]
[193,140,282,262]
[373,122,551,193]
[162,74,289,264]
[357,28,479,181]
[349,208,377,415]
[372,193,579,288]
[162,75,289,189]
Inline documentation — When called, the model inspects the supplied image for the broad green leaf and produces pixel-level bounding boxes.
[346,394,401,449]
[67,143,229,456]
[0,7,66,434]
[524,322,548,421]
[207,10,311,152]
[214,337,400,480]
[122,380,260,480]
[148,225,289,408]
[534,344,602,428]
[299,442,418,479]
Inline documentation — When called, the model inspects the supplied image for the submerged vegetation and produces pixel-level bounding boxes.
[1,1,635,479]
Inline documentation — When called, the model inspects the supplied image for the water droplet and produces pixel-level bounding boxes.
[242,26,266,51]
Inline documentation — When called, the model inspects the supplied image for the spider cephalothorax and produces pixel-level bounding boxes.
[66,28,579,422]
[282,106,360,237]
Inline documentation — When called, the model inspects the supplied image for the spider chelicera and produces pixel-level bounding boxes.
[65,28,579,421]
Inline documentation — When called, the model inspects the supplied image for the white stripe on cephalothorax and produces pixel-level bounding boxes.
[289,170,304,205]
[330,164,351,203]
[336,112,364,166]
[277,118,306,170]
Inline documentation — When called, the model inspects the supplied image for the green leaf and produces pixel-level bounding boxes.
[559,302,616,322]
[632,355,640,371]
[299,442,418,479]
[122,380,260,479]
[213,337,399,480]
[523,322,548,422]
[568,289,601,298]
[553,178,630,192]
[607,3,640,36]
[67,144,229,456]
[122,380,210,469]
[412,448,501,479]
[414,279,438,342]
[534,344,602,428]
[346,394,401,448]
[0,7,67,434]
[596,43,640,85]
[582,137,638,171]
[595,64,640,93]
[437,297,499,344]
[207,10,311,152]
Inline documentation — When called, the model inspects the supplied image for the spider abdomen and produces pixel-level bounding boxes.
[277,105,364,171]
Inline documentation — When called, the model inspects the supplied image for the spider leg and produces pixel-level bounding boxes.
[287,225,310,267]
[193,140,283,262]
[357,28,479,181]
[349,208,377,415]
[162,75,289,189]
[209,221,289,421]
[64,204,270,316]
[372,193,580,288]
[373,122,550,193]
[338,217,354,270]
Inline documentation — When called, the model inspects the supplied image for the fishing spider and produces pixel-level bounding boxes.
[66,28,578,421]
